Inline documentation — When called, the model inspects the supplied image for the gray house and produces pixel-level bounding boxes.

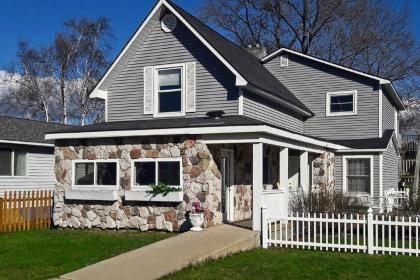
[0,116,66,196]
[45,0,404,232]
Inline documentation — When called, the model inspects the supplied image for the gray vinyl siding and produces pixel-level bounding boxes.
[383,140,399,191]
[264,53,380,139]
[382,90,395,133]
[242,91,304,133]
[0,145,55,195]
[335,153,380,198]
[107,15,239,122]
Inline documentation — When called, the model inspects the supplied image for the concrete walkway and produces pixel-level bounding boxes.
[59,225,260,280]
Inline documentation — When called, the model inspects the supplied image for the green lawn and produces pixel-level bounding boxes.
[164,248,420,280]
[0,229,174,280]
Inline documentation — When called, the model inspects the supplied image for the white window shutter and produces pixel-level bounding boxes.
[144,66,154,115]
[185,62,196,112]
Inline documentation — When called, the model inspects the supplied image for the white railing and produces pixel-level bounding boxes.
[401,160,416,176]
[262,189,288,219]
[261,208,420,256]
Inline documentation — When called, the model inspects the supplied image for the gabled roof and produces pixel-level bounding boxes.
[90,0,312,117]
[331,129,394,151]
[262,48,405,110]
[0,116,68,146]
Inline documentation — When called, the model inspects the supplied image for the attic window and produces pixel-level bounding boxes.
[280,55,288,67]
[161,14,178,33]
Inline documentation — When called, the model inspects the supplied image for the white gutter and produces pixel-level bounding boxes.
[45,124,348,150]
[0,140,54,148]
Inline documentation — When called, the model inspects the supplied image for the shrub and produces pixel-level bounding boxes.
[289,187,367,214]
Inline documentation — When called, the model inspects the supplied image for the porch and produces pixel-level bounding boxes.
[204,137,334,231]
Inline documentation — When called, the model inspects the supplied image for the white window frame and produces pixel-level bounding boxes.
[326,90,357,117]
[0,148,28,178]
[72,159,119,190]
[342,155,374,197]
[131,158,183,190]
[153,63,186,118]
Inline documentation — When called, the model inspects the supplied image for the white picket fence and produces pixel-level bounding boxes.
[261,207,420,256]
[262,189,288,219]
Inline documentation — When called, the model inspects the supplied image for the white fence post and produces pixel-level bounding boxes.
[261,205,268,249]
[367,208,374,255]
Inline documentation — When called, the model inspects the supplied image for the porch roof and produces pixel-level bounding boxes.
[331,129,394,151]
[45,116,348,151]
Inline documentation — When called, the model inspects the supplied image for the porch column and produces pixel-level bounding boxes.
[252,142,263,231]
[279,147,289,189]
[300,151,309,193]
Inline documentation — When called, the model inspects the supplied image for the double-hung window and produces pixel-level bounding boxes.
[132,158,182,189]
[0,148,27,177]
[343,156,373,196]
[326,90,357,116]
[155,65,184,116]
[73,160,118,188]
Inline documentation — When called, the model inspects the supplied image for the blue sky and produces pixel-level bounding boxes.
[0,0,419,68]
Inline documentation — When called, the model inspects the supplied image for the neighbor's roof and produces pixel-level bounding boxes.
[262,48,405,110]
[0,116,68,146]
[90,0,312,117]
[330,129,395,151]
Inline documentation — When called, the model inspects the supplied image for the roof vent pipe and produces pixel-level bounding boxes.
[206,110,225,120]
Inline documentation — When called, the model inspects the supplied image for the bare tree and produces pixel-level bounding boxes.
[200,0,420,86]
[47,17,112,125]
[3,17,112,125]
[3,41,58,122]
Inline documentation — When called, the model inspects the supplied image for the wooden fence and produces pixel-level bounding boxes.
[262,208,420,256]
[0,191,53,232]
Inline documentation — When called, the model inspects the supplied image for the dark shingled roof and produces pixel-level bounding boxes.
[47,115,343,147]
[330,130,394,150]
[48,115,267,134]
[166,0,312,115]
[0,116,69,145]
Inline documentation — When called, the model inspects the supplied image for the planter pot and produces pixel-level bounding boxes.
[190,213,204,231]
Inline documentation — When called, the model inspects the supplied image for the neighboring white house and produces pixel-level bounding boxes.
[0,116,66,196]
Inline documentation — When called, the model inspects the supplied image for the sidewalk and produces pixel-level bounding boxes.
[59,224,260,280]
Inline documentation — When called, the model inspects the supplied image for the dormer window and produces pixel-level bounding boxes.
[326,90,357,116]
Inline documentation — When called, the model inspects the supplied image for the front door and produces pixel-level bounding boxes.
[220,149,234,221]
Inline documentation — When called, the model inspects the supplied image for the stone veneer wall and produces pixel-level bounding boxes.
[53,137,222,232]
[312,151,335,191]
[233,185,252,221]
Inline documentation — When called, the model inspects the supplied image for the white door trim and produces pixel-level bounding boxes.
[220,149,234,222]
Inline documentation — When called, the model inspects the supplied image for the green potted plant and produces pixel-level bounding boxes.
[147,182,181,197]
[190,201,204,231]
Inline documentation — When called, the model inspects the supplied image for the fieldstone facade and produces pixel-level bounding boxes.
[312,151,335,191]
[53,137,222,232]
[233,185,252,221]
